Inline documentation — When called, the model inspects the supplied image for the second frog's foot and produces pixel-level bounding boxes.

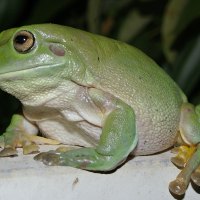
[0,114,60,157]
[169,144,200,196]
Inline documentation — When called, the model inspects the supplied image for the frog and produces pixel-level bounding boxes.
[0,24,199,196]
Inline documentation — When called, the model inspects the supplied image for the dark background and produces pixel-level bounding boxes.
[0,0,199,132]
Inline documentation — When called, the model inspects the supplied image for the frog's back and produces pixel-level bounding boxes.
[86,34,186,155]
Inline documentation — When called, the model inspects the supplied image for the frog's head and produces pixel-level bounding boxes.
[0,24,70,75]
[0,24,96,101]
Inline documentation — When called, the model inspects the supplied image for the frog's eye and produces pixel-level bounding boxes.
[13,30,35,53]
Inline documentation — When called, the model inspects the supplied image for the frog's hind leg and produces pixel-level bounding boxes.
[169,103,200,195]
[0,114,60,156]
[35,99,138,171]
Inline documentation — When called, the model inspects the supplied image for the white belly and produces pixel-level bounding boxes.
[36,116,101,147]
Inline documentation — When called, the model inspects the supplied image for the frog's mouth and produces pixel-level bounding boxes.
[0,62,64,79]
[0,62,67,103]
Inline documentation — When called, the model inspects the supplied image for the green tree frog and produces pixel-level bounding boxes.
[0,24,199,196]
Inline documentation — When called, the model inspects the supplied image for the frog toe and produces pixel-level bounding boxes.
[42,153,61,166]
[171,145,196,168]
[23,143,39,155]
[169,178,187,196]
[34,151,62,166]
[34,152,47,161]
[171,156,185,168]
[0,147,18,157]
[191,166,200,186]
[0,142,40,157]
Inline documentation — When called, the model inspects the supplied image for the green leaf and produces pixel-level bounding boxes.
[0,0,25,30]
[117,10,152,42]
[161,0,189,63]
[192,91,200,105]
[175,0,200,37]
[102,0,133,17]
[173,35,200,96]
[86,0,134,34]
[25,0,74,23]
[131,29,163,62]
[87,0,102,33]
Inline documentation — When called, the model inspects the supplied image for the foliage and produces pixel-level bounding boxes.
[0,0,199,131]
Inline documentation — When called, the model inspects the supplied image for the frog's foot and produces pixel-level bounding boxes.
[34,147,119,171]
[0,133,60,156]
[171,145,196,168]
[33,145,77,160]
[0,114,60,157]
[169,144,200,196]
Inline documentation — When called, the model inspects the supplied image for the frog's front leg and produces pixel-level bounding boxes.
[0,114,60,156]
[35,88,138,171]
[169,103,200,195]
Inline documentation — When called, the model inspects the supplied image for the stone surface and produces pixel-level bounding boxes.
[0,145,199,200]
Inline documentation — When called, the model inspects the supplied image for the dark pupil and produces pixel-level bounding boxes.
[15,35,28,44]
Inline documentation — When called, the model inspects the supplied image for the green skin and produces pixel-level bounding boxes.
[0,24,199,196]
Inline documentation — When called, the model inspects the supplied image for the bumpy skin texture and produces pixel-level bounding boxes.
[84,36,185,155]
[0,24,199,196]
